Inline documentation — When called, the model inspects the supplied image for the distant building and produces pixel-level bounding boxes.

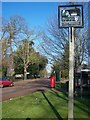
[75,64,90,87]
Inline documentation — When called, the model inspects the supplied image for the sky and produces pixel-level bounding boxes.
[2,2,60,28]
[2,2,60,51]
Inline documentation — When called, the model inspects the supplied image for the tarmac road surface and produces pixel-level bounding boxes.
[1,78,50,101]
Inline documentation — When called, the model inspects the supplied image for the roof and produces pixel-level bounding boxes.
[77,64,90,73]
[81,69,90,72]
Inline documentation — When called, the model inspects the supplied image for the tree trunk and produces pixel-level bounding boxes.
[24,64,27,80]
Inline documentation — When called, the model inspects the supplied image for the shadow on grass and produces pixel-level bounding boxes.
[51,90,68,102]
[54,83,90,118]
[42,91,63,120]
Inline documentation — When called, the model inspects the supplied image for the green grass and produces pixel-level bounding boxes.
[2,91,90,119]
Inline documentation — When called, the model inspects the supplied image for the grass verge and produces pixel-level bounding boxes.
[2,90,90,119]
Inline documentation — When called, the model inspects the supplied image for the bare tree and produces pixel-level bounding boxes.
[40,16,68,65]
[19,25,41,80]
[87,1,90,66]
[1,16,29,77]
[40,3,89,71]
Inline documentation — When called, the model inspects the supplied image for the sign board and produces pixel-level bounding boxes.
[58,5,83,28]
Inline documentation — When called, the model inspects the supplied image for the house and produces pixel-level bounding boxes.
[75,65,90,88]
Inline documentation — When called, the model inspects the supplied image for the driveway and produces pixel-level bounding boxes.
[1,78,50,101]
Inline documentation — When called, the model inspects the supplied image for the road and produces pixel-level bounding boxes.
[1,78,50,101]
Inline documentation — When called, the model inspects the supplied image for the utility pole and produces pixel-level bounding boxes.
[68,27,74,120]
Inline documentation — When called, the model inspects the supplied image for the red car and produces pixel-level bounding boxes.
[0,78,14,88]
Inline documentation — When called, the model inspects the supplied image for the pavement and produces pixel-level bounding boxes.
[1,78,51,101]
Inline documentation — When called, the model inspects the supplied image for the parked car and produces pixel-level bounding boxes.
[0,78,14,88]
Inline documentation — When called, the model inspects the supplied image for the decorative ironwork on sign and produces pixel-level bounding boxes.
[58,5,84,28]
